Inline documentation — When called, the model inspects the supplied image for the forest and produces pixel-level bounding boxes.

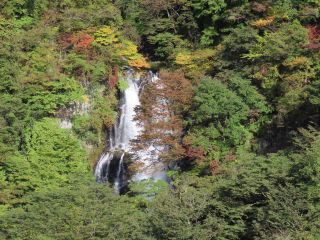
[0,0,319,239]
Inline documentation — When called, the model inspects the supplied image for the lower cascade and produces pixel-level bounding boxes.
[94,69,167,193]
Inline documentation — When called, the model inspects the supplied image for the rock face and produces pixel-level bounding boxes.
[58,98,92,129]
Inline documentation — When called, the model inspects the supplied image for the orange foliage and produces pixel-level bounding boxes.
[128,57,151,69]
[58,32,94,52]
[252,16,275,28]
[69,32,94,52]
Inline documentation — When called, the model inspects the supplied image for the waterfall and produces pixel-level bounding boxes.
[94,69,167,193]
[114,152,125,194]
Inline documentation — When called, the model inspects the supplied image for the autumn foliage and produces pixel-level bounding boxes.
[94,26,150,69]
[59,32,94,52]
[183,140,206,162]
[307,25,320,49]
[128,58,151,69]
[135,71,194,161]
[175,49,215,79]
[70,33,94,51]
[252,16,275,28]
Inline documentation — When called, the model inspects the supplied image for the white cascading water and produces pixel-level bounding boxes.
[94,69,166,193]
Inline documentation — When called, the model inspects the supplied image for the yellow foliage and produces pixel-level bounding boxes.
[192,49,216,62]
[94,26,119,46]
[252,16,275,28]
[128,56,151,69]
[94,26,150,69]
[283,71,312,87]
[175,49,215,71]
[115,40,138,58]
[174,48,216,79]
[283,56,310,69]
[175,52,193,65]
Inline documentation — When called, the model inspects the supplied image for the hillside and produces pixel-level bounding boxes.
[0,1,319,239]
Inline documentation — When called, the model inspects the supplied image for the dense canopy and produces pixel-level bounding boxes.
[0,0,319,239]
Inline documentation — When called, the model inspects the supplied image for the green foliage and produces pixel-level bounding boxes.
[148,33,190,60]
[244,21,309,61]
[129,179,168,202]
[192,77,249,125]
[148,142,320,239]
[0,0,123,213]
[0,181,153,240]
[191,0,227,16]
[221,25,259,62]
[72,115,99,144]
[307,79,320,105]
[72,91,117,145]
[118,77,129,91]
[190,0,227,46]
[188,75,270,161]
[91,91,117,129]
[64,53,109,84]
[0,0,28,17]
[0,118,90,212]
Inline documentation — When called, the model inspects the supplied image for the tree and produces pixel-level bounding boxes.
[187,75,270,164]
[0,118,90,207]
[135,70,193,163]
[0,181,153,240]
[94,26,150,68]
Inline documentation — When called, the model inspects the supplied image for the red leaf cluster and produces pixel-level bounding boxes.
[69,33,94,52]
[58,32,94,52]
[185,146,206,161]
[306,25,320,50]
